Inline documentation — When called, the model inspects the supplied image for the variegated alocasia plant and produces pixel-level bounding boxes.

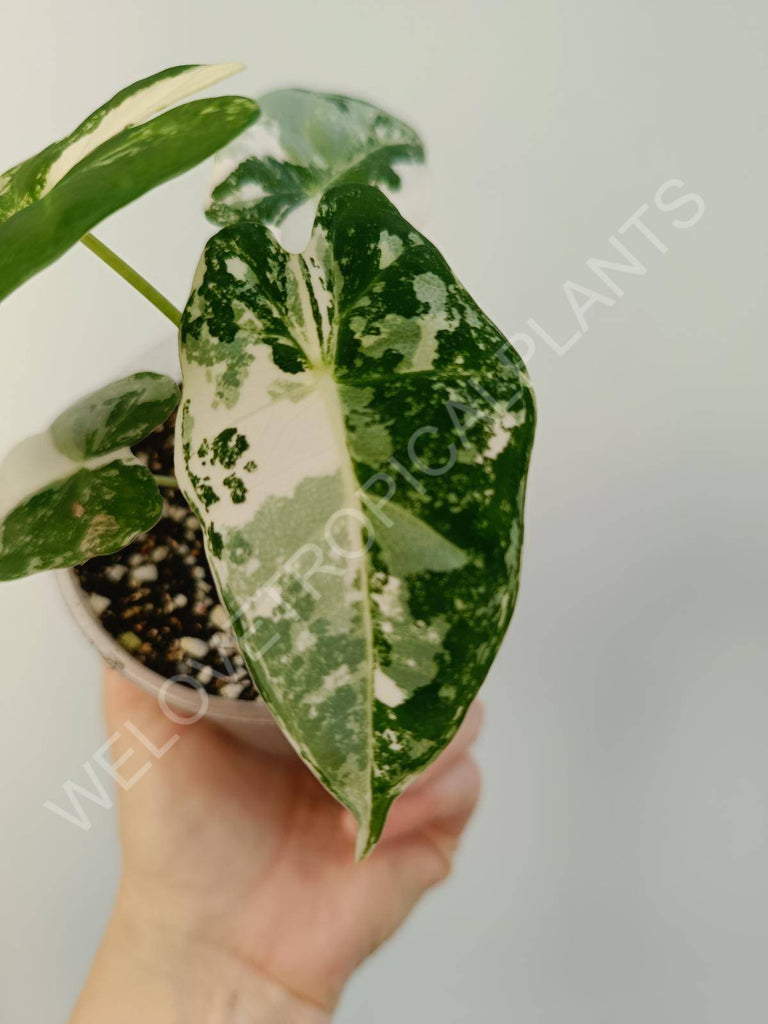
[0,70,535,857]
[176,185,535,855]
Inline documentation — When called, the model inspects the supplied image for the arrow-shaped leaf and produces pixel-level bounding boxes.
[0,373,178,581]
[0,64,260,304]
[178,184,535,857]
[207,89,425,236]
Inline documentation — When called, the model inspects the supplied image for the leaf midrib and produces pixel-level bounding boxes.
[291,251,376,845]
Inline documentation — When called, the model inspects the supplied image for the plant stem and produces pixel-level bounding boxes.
[153,474,179,489]
[80,233,182,328]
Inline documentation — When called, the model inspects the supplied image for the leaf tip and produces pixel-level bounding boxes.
[353,794,395,861]
[210,61,247,81]
[354,826,376,862]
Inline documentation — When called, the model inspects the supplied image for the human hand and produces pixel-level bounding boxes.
[71,670,482,1023]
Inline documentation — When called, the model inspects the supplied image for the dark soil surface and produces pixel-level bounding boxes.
[75,412,258,701]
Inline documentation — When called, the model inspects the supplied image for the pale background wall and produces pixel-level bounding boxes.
[1,1,767,1021]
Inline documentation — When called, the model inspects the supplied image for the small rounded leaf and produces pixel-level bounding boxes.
[0,457,162,582]
[50,372,180,460]
[0,371,176,580]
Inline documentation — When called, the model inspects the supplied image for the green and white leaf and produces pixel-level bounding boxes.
[178,184,535,857]
[206,89,425,243]
[0,373,177,581]
[0,64,259,304]
[0,63,245,222]
[51,371,179,460]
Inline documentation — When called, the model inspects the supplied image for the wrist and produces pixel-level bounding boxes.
[72,884,332,1024]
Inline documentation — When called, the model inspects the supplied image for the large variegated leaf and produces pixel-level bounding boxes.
[0,64,259,304]
[206,89,424,237]
[178,184,535,857]
[0,373,177,580]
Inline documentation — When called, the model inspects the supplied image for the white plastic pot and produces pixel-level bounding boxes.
[57,568,292,756]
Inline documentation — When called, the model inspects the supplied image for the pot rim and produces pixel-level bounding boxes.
[56,568,277,726]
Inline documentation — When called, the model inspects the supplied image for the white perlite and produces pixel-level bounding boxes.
[219,682,244,699]
[179,636,209,659]
[209,604,229,630]
[104,564,127,583]
[88,593,111,616]
[130,564,159,585]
